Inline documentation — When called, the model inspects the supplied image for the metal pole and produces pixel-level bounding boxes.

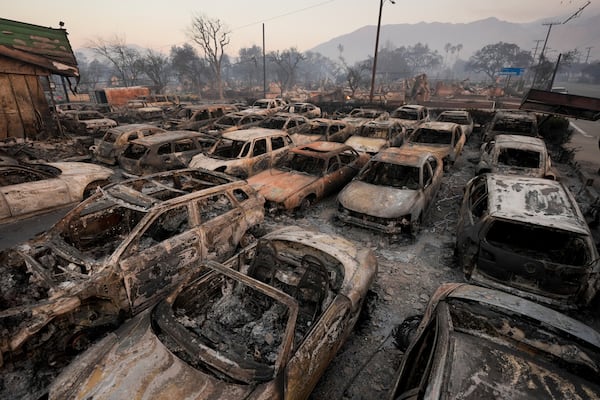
[369,0,384,104]
[263,23,267,98]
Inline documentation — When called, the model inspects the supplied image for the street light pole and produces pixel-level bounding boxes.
[369,0,395,104]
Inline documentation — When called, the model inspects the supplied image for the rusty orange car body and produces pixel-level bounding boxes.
[248,141,369,213]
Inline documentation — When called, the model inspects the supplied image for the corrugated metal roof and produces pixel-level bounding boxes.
[0,17,78,77]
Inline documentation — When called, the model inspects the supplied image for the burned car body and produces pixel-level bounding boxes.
[282,102,322,118]
[337,147,443,237]
[162,104,238,131]
[0,161,113,224]
[342,108,389,128]
[189,128,296,179]
[476,134,556,179]
[91,123,167,165]
[405,121,465,169]
[389,104,429,133]
[118,130,217,175]
[240,98,287,116]
[59,110,117,135]
[48,227,377,400]
[389,283,600,400]
[208,111,267,136]
[435,109,473,139]
[455,173,599,308]
[288,118,356,144]
[248,141,368,213]
[482,110,539,143]
[344,119,406,155]
[0,169,264,399]
[257,112,309,132]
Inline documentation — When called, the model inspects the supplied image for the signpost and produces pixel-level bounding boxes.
[499,67,525,76]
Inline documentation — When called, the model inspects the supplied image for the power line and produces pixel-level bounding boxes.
[231,0,336,31]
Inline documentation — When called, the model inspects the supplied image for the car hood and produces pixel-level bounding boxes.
[248,169,317,202]
[338,180,418,217]
[189,153,235,170]
[405,143,451,159]
[48,310,257,400]
[81,118,116,127]
[50,161,113,178]
[345,137,386,154]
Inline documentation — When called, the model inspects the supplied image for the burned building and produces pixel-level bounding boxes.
[0,17,79,139]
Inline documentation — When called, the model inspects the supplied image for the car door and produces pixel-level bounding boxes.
[0,167,70,219]
[269,135,294,168]
[284,295,354,400]
[249,138,271,176]
[171,138,200,168]
[118,203,204,314]
[195,192,241,261]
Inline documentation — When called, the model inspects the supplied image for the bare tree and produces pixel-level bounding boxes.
[139,49,171,93]
[338,46,370,98]
[268,47,305,96]
[187,14,230,99]
[88,35,143,87]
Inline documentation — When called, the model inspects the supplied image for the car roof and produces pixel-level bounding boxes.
[448,283,600,351]
[129,130,208,145]
[416,121,458,131]
[222,127,288,141]
[100,168,241,210]
[493,134,546,149]
[438,110,470,118]
[395,104,426,111]
[372,146,434,166]
[484,174,588,234]
[291,141,353,158]
[107,124,164,134]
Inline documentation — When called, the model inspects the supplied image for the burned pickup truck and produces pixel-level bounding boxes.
[0,168,264,399]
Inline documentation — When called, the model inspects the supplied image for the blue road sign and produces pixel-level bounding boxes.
[500,67,525,76]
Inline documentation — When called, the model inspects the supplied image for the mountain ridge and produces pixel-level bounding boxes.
[310,14,600,64]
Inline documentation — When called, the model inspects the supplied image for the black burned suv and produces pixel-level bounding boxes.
[455,173,599,309]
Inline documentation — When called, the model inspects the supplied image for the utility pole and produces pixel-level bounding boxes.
[585,46,593,64]
[369,0,395,104]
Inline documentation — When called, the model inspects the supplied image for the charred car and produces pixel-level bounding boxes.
[189,128,296,179]
[209,111,267,135]
[162,103,238,131]
[342,108,389,128]
[91,123,167,165]
[240,98,287,116]
[337,147,443,237]
[344,119,406,155]
[48,226,377,400]
[118,130,217,175]
[288,117,357,144]
[455,173,600,308]
[405,121,465,170]
[389,104,429,133]
[258,112,309,132]
[248,141,368,214]
[282,102,322,118]
[476,134,556,179]
[435,109,474,139]
[482,110,539,143]
[0,161,113,224]
[0,169,264,399]
[389,283,600,400]
[59,110,117,135]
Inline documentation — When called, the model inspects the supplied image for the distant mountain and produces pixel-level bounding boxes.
[310,14,600,64]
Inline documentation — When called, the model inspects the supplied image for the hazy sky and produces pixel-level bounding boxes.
[4,0,599,55]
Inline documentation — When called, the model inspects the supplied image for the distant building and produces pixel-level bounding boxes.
[0,17,79,139]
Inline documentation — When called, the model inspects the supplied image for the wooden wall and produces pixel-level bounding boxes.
[0,56,51,139]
